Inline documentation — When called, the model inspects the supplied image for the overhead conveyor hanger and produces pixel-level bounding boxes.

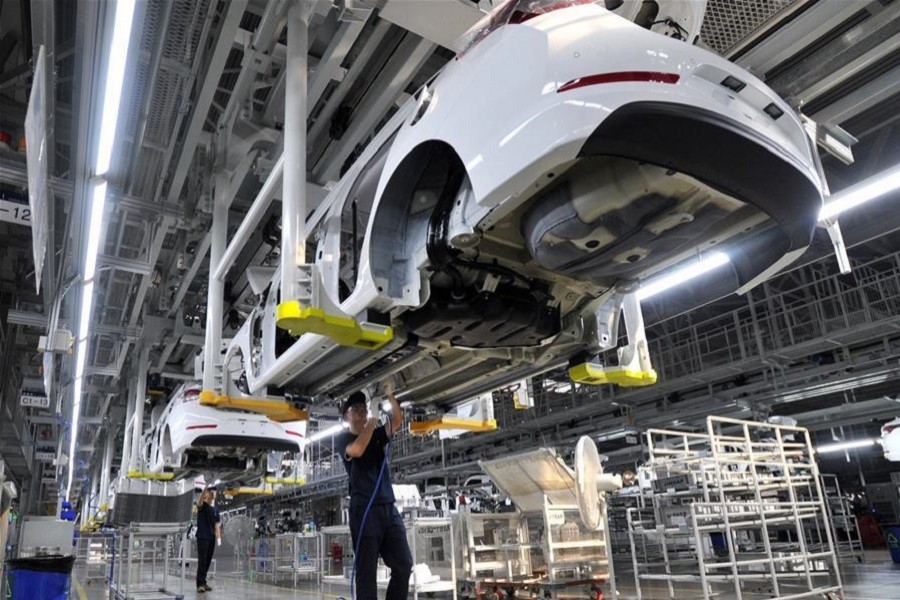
[273,0,389,351]
[569,290,658,387]
[203,0,386,405]
[408,392,498,436]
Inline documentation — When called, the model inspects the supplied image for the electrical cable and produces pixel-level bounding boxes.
[349,410,393,600]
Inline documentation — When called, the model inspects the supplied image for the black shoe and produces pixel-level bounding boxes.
[203,585,213,591]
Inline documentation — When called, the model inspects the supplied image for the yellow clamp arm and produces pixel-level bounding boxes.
[568,363,657,387]
[275,301,392,350]
[409,416,498,436]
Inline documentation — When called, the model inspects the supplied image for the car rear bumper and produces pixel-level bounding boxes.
[190,435,299,452]
[579,100,822,288]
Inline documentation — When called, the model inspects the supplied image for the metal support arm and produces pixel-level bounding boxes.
[570,292,657,387]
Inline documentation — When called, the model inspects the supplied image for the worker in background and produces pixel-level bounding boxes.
[195,487,221,593]
[335,381,412,600]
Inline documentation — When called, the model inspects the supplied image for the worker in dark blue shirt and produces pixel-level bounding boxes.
[195,487,221,593]
[334,383,412,600]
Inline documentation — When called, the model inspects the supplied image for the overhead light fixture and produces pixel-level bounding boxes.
[819,163,900,221]
[637,251,730,301]
[595,426,638,443]
[66,344,87,499]
[77,282,94,341]
[67,0,136,502]
[307,423,348,444]
[84,181,108,281]
[95,0,137,176]
[815,438,878,454]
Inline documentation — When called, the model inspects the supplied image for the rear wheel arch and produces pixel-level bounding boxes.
[369,140,469,301]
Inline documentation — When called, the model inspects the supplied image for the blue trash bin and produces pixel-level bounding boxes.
[6,555,75,600]
[885,524,900,564]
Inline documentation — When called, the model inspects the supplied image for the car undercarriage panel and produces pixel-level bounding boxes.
[189,435,298,453]
[404,282,561,348]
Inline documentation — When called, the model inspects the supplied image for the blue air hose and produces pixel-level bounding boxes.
[350,413,392,600]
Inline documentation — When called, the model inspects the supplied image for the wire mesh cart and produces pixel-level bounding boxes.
[109,522,187,600]
[819,474,865,564]
[628,416,843,600]
[74,531,116,589]
[273,532,322,585]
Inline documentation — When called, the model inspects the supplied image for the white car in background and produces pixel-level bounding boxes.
[228,0,825,409]
[143,383,306,475]
[882,418,900,462]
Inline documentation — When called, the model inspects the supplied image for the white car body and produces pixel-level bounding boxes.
[227,0,823,409]
[143,383,306,474]
[882,418,900,462]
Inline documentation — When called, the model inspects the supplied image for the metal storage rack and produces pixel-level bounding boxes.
[273,532,322,585]
[320,524,354,583]
[628,416,843,600]
[251,534,276,582]
[109,523,187,600]
[74,531,116,588]
[819,474,864,564]
[455,509,532,582]
[405,511,458,598]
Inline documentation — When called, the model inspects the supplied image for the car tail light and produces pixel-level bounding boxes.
[286,430,304,438]
[186,424,218,431]
[557,71,680,93]
[885,424,900,434]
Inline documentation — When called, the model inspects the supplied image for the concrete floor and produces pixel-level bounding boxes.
[73,554,900,600]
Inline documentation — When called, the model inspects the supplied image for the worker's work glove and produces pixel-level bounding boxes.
[217,538,222,547]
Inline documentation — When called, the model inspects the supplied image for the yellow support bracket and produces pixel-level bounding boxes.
[223,486,274,497]
[409,416,498,436]
[275,300,393,350]
[264,476,306,485]
[568,363,658,387]
[199,391,309,423]
[127,471,175,480]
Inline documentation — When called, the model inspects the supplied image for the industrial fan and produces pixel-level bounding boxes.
[224,515,255,574]
[573,436,624,530]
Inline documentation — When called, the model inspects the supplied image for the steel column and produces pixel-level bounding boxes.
[99,426,115,510]
[281,0,312,301]
[128,345,150,473]
[214,155,284,281]
[203,168,230,392]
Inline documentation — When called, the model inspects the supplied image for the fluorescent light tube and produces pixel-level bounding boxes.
[84,181,108,282]
[96,0,137,176]
[638,252,730,301]
[68,0,136,501]
[74,337,88,378]
[815,438,877,454]
[66,373,84,499]
[78,282,94,342]
[308,423,347,443]
[820,163,900,221]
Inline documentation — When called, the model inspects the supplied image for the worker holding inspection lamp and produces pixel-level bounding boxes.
[335,380,412,600]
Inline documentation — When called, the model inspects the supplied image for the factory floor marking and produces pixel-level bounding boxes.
[72,575,89,600]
